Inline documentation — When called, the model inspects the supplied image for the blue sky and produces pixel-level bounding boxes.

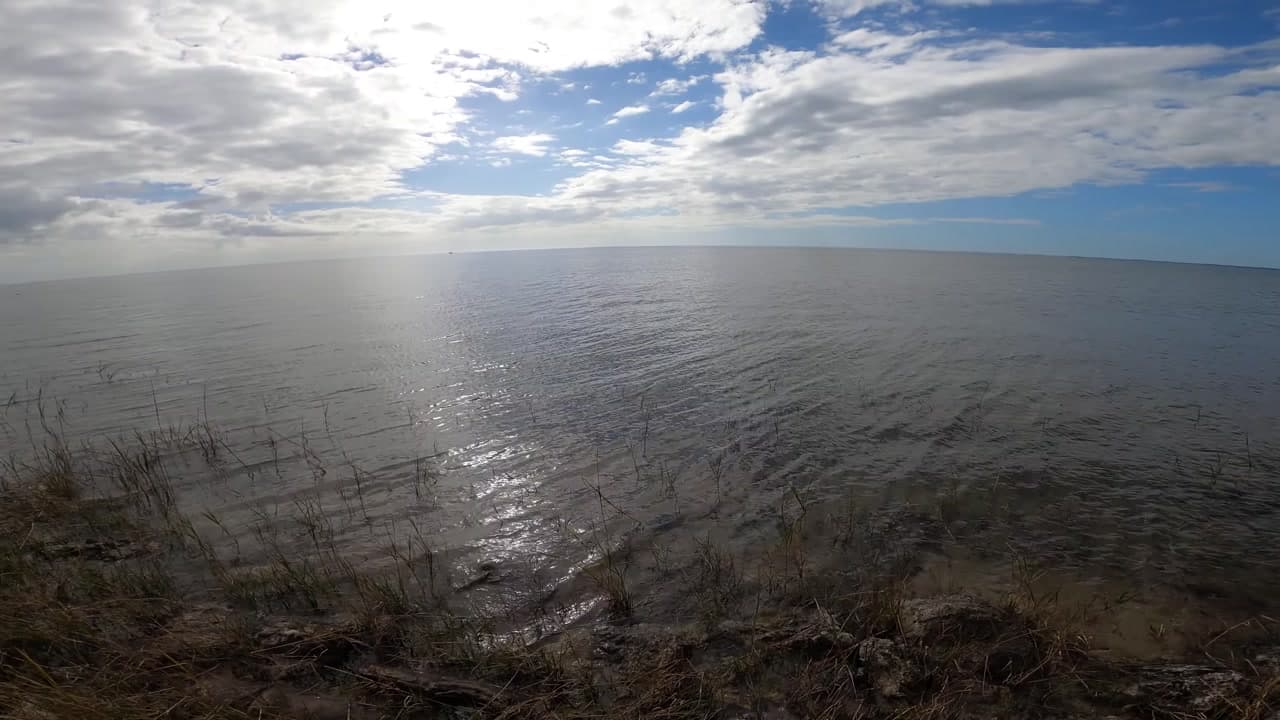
[1,0,1278,282]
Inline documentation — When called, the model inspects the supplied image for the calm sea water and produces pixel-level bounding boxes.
[4,247,1280,615]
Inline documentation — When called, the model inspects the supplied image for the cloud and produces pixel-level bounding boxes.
[652,75,706,95]
[671,100,697,114]
[0,188,76,243]
[613,139,668,156]
[745,213,1039,228]
[1165,181,1240,193]
[545,36,1280,222]
[605,104,652,125]
[930,217,1042,226]
[812,0,899,16]
[428,193,609,230]
[747,213,917,228]
[0,0,765,262]
[558,148,613,169]
[587,98,603,105]
[832,28,942,57]
[613,104,653,118]
[0,0,503,218]
[814,0,1093,16]
[491,132,556,157]
[341,1,767,73]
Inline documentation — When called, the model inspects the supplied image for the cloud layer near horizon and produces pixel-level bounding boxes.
[1,0,1279,279]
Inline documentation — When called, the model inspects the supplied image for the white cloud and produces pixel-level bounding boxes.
[652,75,706,95]
[587,98,603,105]
[614,104,652,118]
[546,36,1280,223]
[814,0,1092,16]
[671,100,697,114]
[613,139,668,156]
[812,0,897,16]
[557,148,612,169]
[0,2,485,214]
[0,0,765,254]
[605,104,652,125]
[832,28,942,57]
[491,132,556,157]
[739,213,916,228]
[324,1,767,73]
[737,213,1036,228]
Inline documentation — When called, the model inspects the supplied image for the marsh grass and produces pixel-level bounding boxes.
[2,410,1278,720]
[689,532,744,624]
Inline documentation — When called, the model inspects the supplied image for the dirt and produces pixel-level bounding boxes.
[144,593,1275,719]
[5,479,1278,719]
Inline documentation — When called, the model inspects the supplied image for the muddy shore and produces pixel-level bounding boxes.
[3,433,1277,719]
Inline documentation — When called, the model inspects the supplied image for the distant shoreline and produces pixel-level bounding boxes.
[6,242,1279,287]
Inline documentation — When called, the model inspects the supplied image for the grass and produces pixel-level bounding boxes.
[2,416,1279,720]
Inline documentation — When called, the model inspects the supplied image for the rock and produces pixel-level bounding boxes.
[454,566,501,591]
[767,608,856,655]
[254,617,356,665]
[899,595,1002,642]
[590,622,703,662]
[38,537,158,562]
[715,619,753,636]
[255,623,309,648]
[254,686,373,720]
[1126,664,1247,716]
[1253,648,1280,676]
[358,664,501,708]
[812,605,857,649]
[857,638,918,699]
[148,603,239,658]
[598,622,687,647]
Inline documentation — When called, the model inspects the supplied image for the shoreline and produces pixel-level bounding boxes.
[2,428,1278,719]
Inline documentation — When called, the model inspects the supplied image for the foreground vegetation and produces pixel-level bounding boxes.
[2,420,1279,719]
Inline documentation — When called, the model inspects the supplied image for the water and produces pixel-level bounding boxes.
[4,247,1280,617]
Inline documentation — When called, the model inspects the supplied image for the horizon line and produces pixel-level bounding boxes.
[5,242,1279,288]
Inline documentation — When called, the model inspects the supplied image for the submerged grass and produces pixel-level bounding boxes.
[2,416,1279,720]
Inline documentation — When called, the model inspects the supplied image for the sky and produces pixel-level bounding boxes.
[1,0,1279,283]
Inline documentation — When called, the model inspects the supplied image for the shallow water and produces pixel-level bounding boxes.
[3,247,1279,616]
